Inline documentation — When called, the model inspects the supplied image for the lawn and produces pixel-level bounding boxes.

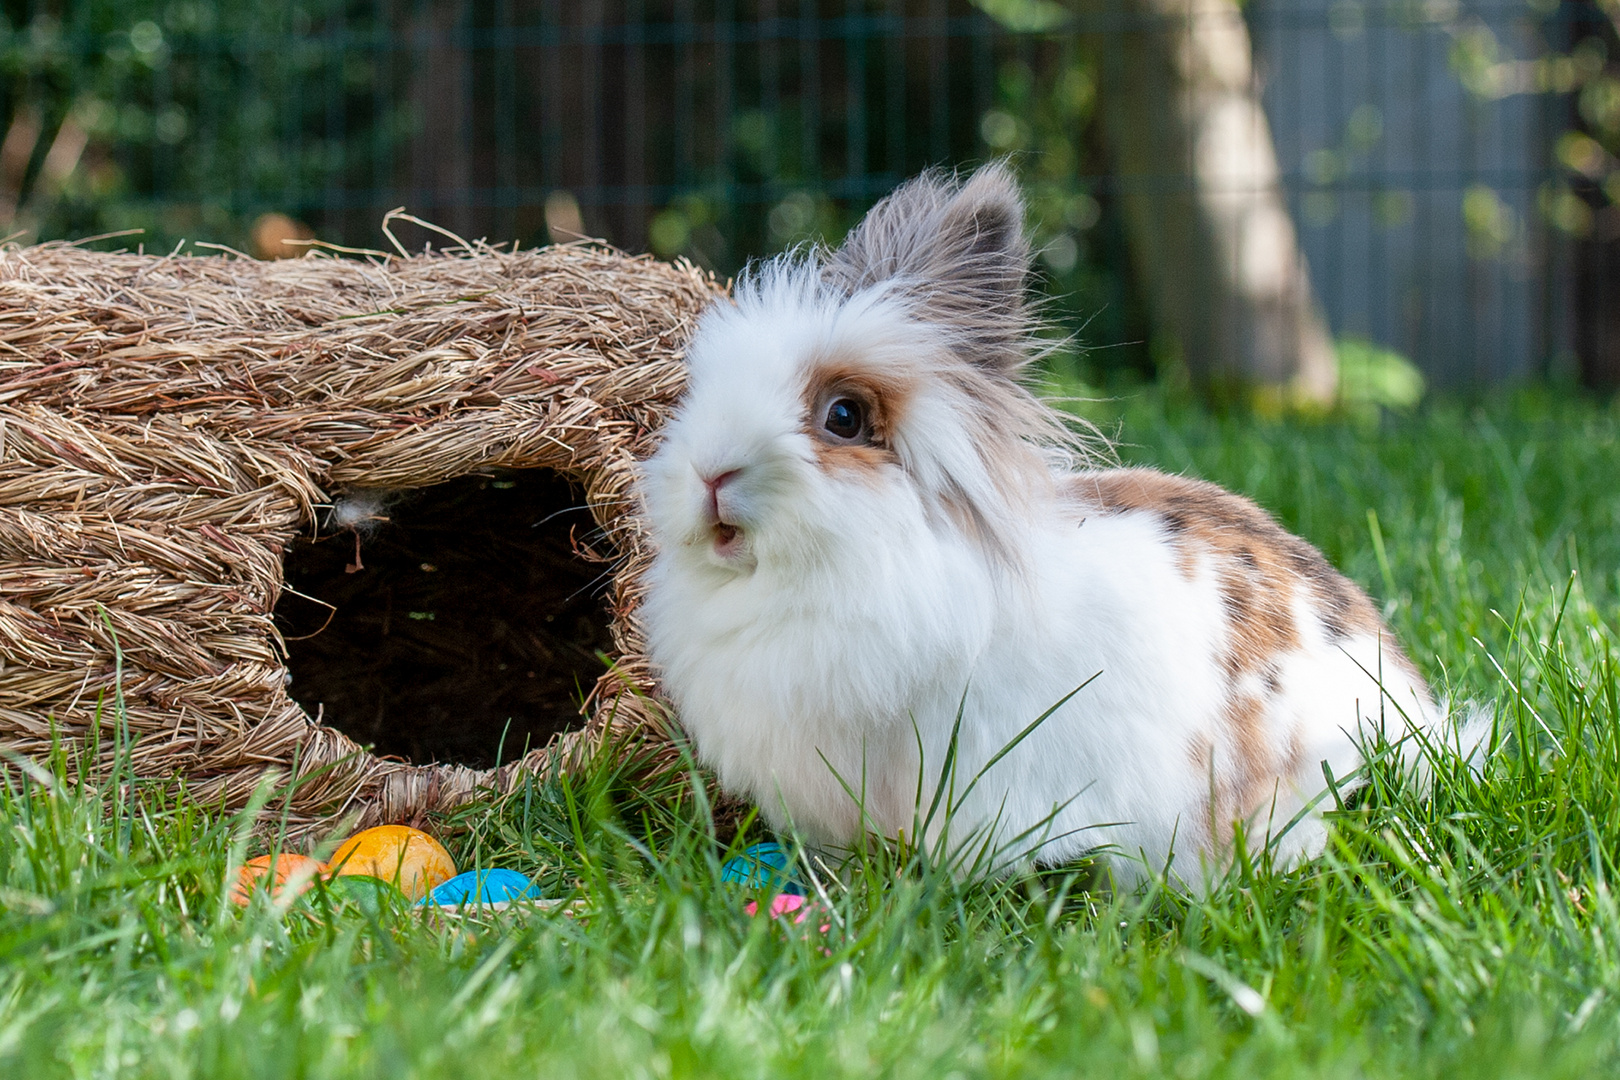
[3,391,1620,1078]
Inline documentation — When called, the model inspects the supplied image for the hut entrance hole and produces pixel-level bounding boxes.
[274,472,614,769]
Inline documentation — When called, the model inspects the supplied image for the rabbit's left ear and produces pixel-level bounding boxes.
[824,162,1032,375]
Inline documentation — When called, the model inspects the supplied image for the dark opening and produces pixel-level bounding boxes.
[274,472,615,769]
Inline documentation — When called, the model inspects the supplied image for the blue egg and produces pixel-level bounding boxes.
[420,868,541,906]
[719,842,805,896]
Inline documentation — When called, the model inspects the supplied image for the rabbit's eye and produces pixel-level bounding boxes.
[823,397,867,441]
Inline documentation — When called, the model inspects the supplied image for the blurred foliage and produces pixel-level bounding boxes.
[0,0,1608,389]
[1335,336,1427,418]
[1440,0,1620,246]
[1539,4,1619,241]
[0,0,1152,377]
[615,6,1149,377]
[0,0,395,252]
[977,42,1149,381]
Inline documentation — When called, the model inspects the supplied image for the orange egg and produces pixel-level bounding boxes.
[328,825,456,900]
[232,852,327,906]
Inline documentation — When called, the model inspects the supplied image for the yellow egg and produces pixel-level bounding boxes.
[328,825,456,900]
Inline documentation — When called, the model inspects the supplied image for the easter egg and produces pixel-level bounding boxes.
[745,893,836,953]
[325,874,405,917]
[720,843,805,896]
[329,825,455,900]
[421,868,541,907]
[231,852,326,906]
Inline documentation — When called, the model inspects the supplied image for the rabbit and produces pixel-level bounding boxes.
[637,163,1444,886]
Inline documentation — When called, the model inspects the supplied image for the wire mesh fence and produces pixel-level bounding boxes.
[0,0,1608,387]
[1254,0,1575,385]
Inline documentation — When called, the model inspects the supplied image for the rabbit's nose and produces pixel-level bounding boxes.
[701,469,740,523]
[701,469,739,495]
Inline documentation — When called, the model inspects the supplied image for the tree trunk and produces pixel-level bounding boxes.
[1079,0,1337,403]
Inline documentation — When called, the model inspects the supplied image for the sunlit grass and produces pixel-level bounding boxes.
[3,391,1620,1077]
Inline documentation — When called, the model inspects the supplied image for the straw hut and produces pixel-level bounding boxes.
[0,238,723,837]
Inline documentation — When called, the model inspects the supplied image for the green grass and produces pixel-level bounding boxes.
[5,391,1620,1078]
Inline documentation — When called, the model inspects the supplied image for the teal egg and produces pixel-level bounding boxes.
[720,843,805,895]
[420,868,541,906]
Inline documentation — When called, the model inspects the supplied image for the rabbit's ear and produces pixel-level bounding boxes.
[824,162,1031,375]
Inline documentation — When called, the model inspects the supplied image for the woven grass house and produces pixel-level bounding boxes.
[0,239,723,837]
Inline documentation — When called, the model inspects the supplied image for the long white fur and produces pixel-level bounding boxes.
[638,167,1442,886]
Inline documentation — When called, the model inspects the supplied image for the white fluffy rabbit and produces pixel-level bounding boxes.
[638,164,1442,884]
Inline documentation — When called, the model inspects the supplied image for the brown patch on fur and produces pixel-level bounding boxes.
[800,361,907,477]
[1076,468,1408,846]
[1283,727,1308,786]
[803,362,906,440]
[812,441,901,474]
[1187,698,1279,854]
[1185,733,1216,854]
[937,487,1012,558]
[1224,694,1273,810]
[1073,468,1381,646]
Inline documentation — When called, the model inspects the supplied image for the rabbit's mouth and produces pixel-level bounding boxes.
[712,522,743,557]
